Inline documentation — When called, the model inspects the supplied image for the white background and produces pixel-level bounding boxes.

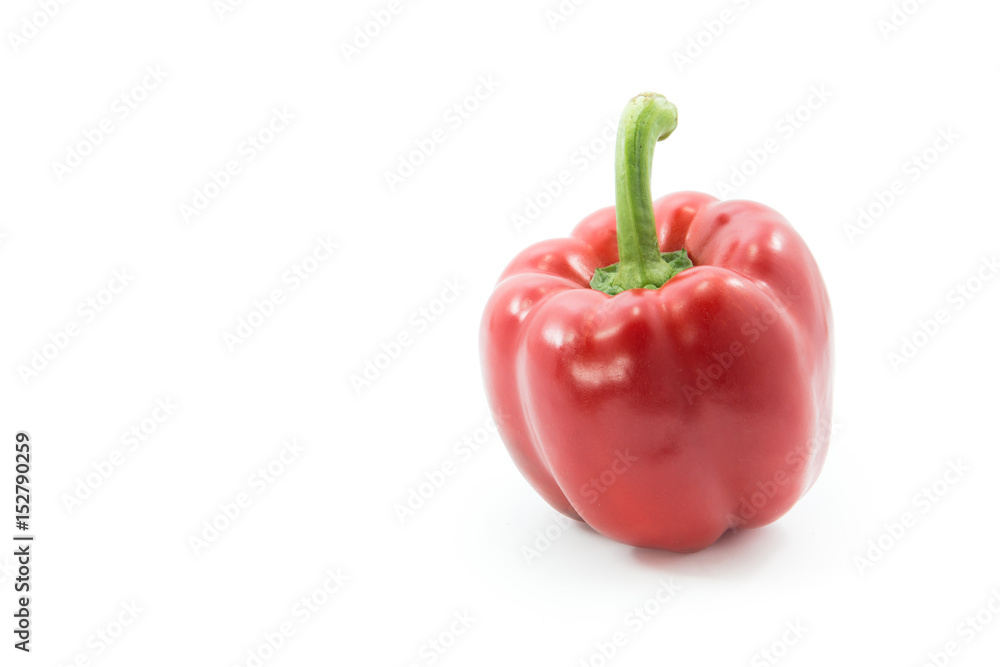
[2,0,999,665]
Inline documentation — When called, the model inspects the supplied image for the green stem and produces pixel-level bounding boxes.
[590,93,692,296]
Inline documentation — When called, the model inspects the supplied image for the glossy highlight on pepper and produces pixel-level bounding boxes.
[480,92,834,552]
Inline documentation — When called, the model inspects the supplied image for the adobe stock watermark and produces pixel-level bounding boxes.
[915,589,1000,667]
[16,268,134,386]
[751,620,808,667]
[682,286,798,405]
[339,0,418,63]
[544,0,590,30]
[671,0,756,73]
[402,611,477,667]
[232,567,350,667]
[223,235,339,351]
[877,0,932,40]
[521,513,575,565]
[57,601,144,666]
[887,254,997,372]
[188,438,305,556]
[384,76,500,192]
[714,85,833,198]
[581,449,638,503]
[51,65,168,183]
[7,0,73,53]
[398,609,479,667]
[510,116,617,234]
[178,106,295,223]
[213,0,250,20]
[394,415,497,524]
[350,278,466,394]
[521,449,637,565]
[843,126,958,244]
[726,417,843,532]
[577,579,682,667]
[61,397,179,514]
[574,289,623,340]
[854,459,969,575]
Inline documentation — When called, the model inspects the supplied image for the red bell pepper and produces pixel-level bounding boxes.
[481,93,833,552]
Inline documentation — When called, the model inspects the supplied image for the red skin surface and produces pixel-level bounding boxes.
[481,192,834,552]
